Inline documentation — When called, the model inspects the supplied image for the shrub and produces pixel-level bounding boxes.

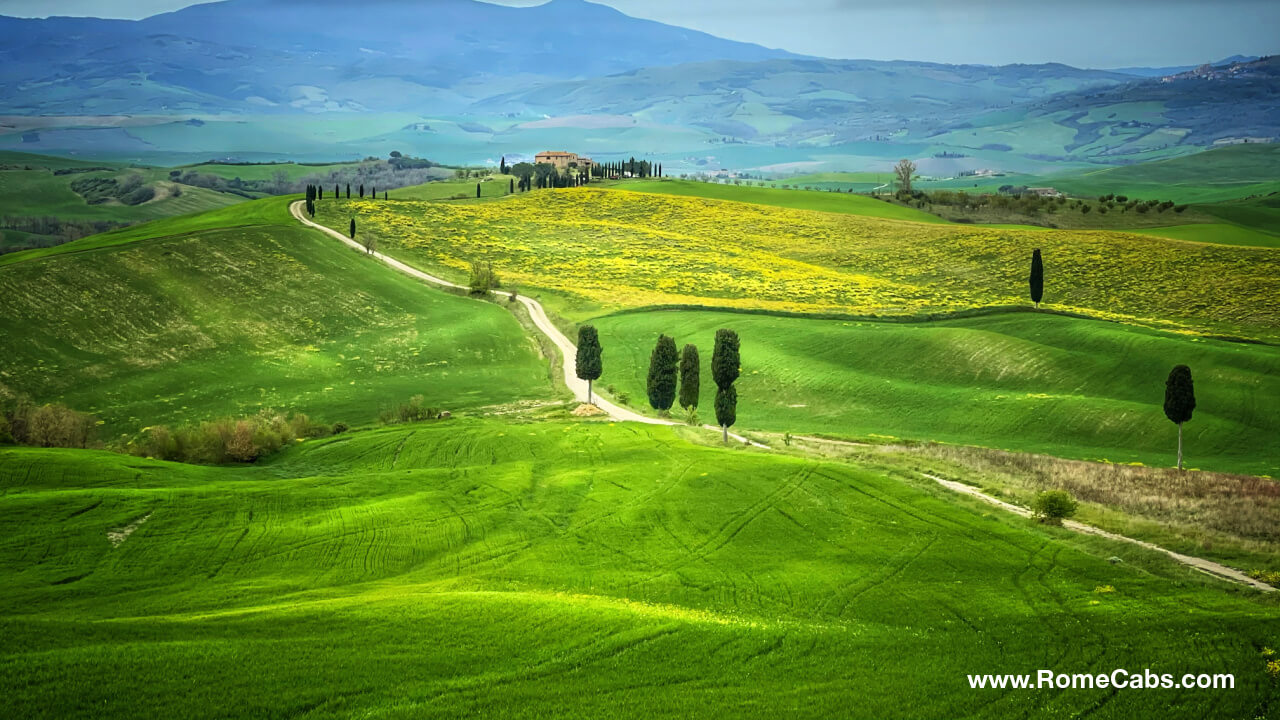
[1032,489,1078,524]
[379,395,441,425]
[131,409,329,464]
[123,185,156,206]
[0,396,98,449]
[468,261,500,294]
[332,422,349,434]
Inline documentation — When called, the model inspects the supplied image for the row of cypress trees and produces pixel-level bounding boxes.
[574,326,740,442]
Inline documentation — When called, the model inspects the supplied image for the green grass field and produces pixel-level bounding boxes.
[1131,223,1280,249]
[922,145,1280,206]
[1,419,1275,719]
[0,153,244,224]
[618,179,948,223]
[591,310,1280,478]
[390,175,518,201]
[0,197,552,437]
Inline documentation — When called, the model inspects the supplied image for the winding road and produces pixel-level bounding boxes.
[289,201,764,446]
[290,200,1272,593]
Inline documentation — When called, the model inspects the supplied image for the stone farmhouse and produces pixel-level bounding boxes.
[534,151,594,172]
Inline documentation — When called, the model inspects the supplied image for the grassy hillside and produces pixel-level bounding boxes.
[1,419,1274,719]
[618,179,946,222]
[0,152,243,222]
[0,198,552,436]
[923,145,1280,205]
[314,187,1280,340]
[592,310,1280,477]
[390,175,518,201]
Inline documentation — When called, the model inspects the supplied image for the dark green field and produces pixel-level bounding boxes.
[0,197,552,437]
[1,420,1275,719]
[592,310,1280,478]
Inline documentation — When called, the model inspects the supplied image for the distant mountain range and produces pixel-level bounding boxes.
[0,0,1274,170]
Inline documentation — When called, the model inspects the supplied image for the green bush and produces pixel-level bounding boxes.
[1032,490,1078,525]
[379,395,442,425]
[132,409,331,464]
[0,395,98,449]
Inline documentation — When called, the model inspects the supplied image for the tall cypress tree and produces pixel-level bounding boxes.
[317,185,323,200]
[335,184,340,198]
[349,217,356,240]
[1029,248,1044,308]
[371,186,376,199]
[712,329,740,443]
[576,325,603,404]
[646,335,679,413]
[500,156,507,174]
[477,183,481,198]
[679,344,700,412]
[359,184,365,199]
[346,184,351,199]
[510,178,514,194]
[1163,365,1196,470]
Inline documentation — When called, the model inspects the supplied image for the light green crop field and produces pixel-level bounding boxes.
[0,198,552,436]
[1,419,1275,719]
[618,179,948,222]
[171,161,362,182]
[1131,223,1280,249]
[389,175,518,201]
[592,310,1280,478]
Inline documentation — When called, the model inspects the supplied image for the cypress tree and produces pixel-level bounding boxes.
[346,184,351,199]
[500,156,507,174]
[371,186,375,199]
[646,335,679,413]
[714,386,737,443]
[349,217,356,240]
[335,184,339,198]
[384,191,388,200]
[1163,365,1196,470]
[575,325,603,404]
[510,178,514,194]
[359,184,364,198]
[679,344,700,411]
[711,329,740,443]
[477,183,481,198]
[1030,248,1044,308]
[318,185,323,200]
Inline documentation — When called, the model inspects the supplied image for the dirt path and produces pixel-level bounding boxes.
[289,201,766,447]
[291,200,1269,593]
[921,472,1275,592]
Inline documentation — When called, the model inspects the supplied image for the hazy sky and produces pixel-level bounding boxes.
[2,0,1276,67]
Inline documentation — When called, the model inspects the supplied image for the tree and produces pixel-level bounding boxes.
[646,335,679,414]
[679,344,700,411]
[361,233,376,255]
[468,261,500,294]
[1163,365,1196,470]
[477,183,481,199]
[390,150,402,158]
[576,325,603,404]
[500,156,507,174]
[317,185,323,200]
[359,184,365,198]
[335,184,340,198]
[509,178,514,194]
[1029,248,1044,308]
[346,183,351,199]
[371,186,376,199]
[349,217,356,240]
[712,329,740,442]
[714,386,737,444]
[894,158,917,194]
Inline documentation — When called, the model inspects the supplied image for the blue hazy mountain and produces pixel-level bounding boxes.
[0,0,800,113]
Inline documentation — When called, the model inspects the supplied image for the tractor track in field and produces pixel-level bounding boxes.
[291,200,1273,595]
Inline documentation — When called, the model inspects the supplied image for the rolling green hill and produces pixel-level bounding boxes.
[592,310,1280,477]
[0,197,552,437]
[618,179,947,223]
[1,419,1274,719]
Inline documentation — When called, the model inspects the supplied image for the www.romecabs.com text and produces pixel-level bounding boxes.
[968,669,1235,690]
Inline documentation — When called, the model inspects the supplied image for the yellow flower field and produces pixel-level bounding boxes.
[316,188,1280,338]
